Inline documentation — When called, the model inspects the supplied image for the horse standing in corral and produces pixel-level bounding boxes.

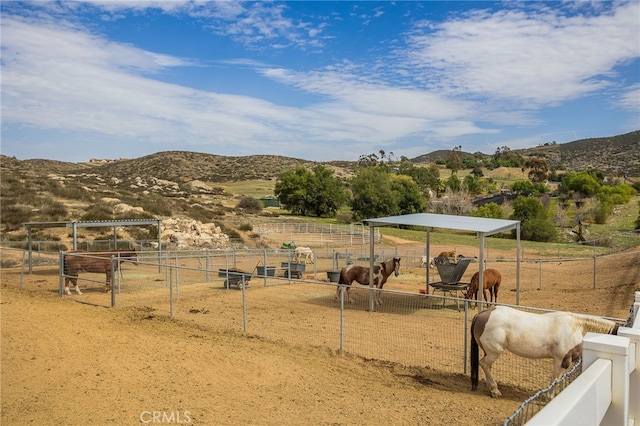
[63,248,139,295]
[420,256,434,269]
[293,246,314,264]
[335,257,401,305]
[470,306,619,398]
[463,269,501,307]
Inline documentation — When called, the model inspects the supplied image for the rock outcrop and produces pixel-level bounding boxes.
[161,218,229,249]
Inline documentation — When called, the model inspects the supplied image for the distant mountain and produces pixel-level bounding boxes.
[2,130,638,183]
[410,130,640,176]
[518,130,640,176]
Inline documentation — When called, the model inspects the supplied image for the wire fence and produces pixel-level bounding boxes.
[502,358,584,426]
[2,244,636,423]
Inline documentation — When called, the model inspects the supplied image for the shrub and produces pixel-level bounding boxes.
[471,202,503,219]
[235,197,263,214]
[337,212,353,224]
[238,223,253,232]
[137,194,173,216]
[81,203,113,221]
[1,204,33,231]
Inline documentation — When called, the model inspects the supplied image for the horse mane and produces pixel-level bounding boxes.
[570,313,618,335]
[380,257,400,274]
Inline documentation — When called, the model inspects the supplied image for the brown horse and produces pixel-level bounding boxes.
[464,269,501,307]
[335,257,401,305]
[63,248,138,295]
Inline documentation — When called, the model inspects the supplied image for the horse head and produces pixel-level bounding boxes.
[464,272,479,300]
[123,247,139,265]
[392,256,401,276]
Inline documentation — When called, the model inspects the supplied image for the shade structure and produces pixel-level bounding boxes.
[363,213,519,236]
[361,213,521,312]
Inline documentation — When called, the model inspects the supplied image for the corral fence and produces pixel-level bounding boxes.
[3,244,637,423]
[503,358,584,425]
[252,222,382,247]
[44,247,636,396]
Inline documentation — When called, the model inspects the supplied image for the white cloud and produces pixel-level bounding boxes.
[403,2,640,107]
[0,1,637,162]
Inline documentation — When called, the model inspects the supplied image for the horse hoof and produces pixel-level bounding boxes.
[490,390,502,398]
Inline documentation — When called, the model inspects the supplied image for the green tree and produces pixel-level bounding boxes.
[350,167,398,221]
[509,196,558,242]
[471,202,504,219]
[446,145,463,174]
[274,166,347,217]
[492,146,525,168]
[524,157,548,183]
[274,167,314,215]
[463,174,483,195]
[390,174,425,215]
[560,171,602,197]
[307,165,348,217]
[446,174,462,192]
[511,179,546,195]
[395,157,439,197]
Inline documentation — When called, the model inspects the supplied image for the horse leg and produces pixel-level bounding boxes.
[336,282,354,303]
[105,270,112,293]
[479,351,503,398]
[65,276,80,295]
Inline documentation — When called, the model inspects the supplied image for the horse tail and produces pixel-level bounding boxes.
[470,315,480,391]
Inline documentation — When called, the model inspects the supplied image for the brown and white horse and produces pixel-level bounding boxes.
[335,256,401,305]
[470,306,619,398]
[463,269,501,307]
[63,248,138,295]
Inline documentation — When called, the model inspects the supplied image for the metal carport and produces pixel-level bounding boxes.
[362,213,521,312]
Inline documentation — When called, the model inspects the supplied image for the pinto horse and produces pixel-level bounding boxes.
[470,306,619,398]
[335,256,401,305]
[63,248,138,295]
[463,269,501,307]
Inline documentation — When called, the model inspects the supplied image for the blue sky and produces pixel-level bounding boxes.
[1,1,638,163]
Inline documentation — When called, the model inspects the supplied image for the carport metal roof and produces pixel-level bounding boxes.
[361,213,521,312]
[364,213,519,236]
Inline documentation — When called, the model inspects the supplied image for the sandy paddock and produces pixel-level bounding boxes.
[1,242,638,425]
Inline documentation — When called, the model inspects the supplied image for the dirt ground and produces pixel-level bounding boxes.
[2,238,639,426]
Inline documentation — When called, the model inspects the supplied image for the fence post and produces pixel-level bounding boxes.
[169,266,173,317]
[205,248,210,282]
[618,326,640,424]
[463,299,469,375]
[263,249,268,287]
[59,251,64,297]
[593,243,597,289]
[339,283,344,352]
[538,260,542,290]
[583,332,631,425]
[110,256,116,308]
